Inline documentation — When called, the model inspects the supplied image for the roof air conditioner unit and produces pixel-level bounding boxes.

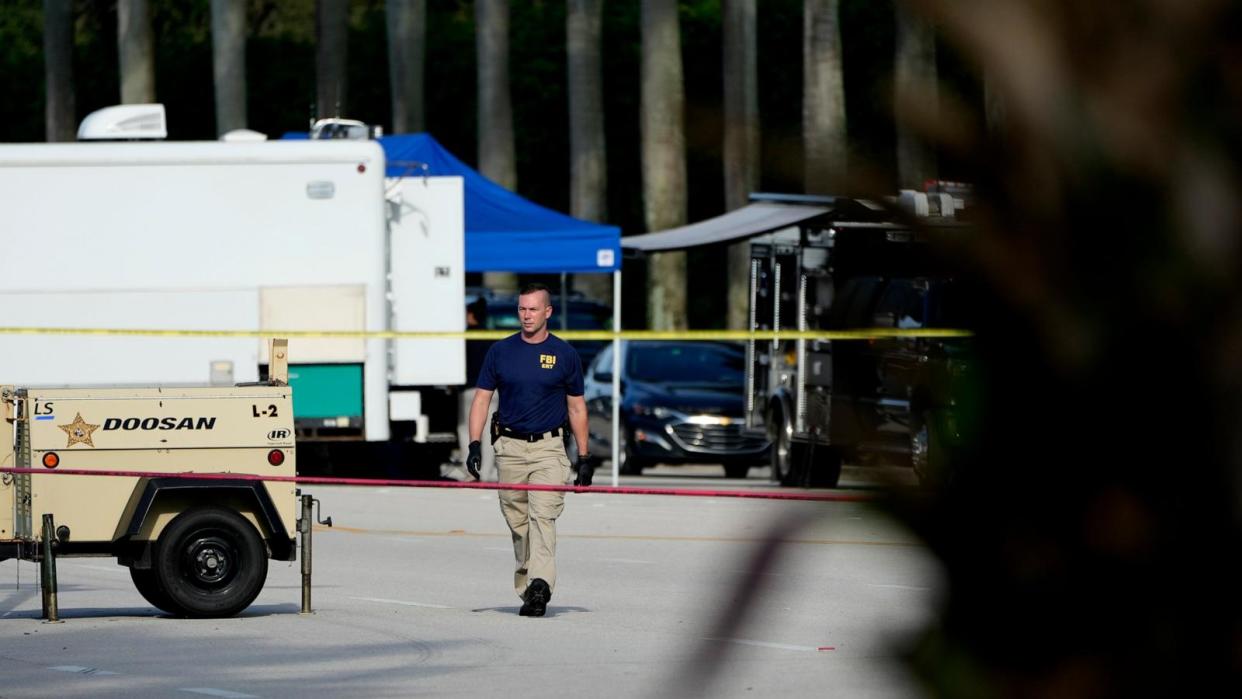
[77,104,168,141]
[310,118,383,140]
[220,129,269,142]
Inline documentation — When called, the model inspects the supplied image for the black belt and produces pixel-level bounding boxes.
[497,425,564,442]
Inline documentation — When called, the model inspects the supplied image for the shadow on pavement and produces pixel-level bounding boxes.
[469,605,591,618]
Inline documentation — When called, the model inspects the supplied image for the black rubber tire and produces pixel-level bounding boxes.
[129,565,183,615]
[723,463,751,479]
[153,506,268,618]
[618,429,647,475]
[806,444,843,489]
[620,453,647,475]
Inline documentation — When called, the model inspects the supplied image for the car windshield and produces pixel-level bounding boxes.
[626,344,745,385]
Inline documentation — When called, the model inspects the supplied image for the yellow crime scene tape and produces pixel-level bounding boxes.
[0,326,973,341]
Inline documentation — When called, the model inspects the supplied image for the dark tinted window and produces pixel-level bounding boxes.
[873,279,927,328]
[626,343,745,384]
[829,276,884,328]
[926,279,973,328]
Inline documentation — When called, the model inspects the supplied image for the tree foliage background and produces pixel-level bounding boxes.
[0,0,982,327]
[11,2,1242,693]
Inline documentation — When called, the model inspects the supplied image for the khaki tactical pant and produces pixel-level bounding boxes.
[495,434,572,599]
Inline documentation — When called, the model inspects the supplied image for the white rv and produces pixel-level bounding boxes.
[0,106,465,473]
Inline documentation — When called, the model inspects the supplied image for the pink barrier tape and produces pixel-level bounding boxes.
[0,467,873,503]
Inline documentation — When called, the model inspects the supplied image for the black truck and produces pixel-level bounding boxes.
[745,191,975,488]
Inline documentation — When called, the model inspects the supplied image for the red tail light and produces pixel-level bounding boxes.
[268,449,285,466]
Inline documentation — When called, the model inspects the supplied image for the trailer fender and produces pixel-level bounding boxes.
[121,478,295,564]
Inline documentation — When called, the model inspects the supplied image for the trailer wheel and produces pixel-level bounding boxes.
[129,566,183,616]
[153,506,268,618]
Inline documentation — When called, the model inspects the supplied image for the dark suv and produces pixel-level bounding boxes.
[582,341,770,477]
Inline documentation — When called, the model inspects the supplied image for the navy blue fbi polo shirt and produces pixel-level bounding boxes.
[476,333,585,434]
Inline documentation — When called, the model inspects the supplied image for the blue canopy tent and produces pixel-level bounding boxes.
[381,134,620,274]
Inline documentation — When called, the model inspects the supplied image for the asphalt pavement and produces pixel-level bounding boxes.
[0,468,940,698]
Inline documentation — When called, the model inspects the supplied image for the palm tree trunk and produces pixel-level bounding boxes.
[476,0,517,295]
[724,0,758,330]
[567,0,611,304]
[387,0,426,133]
[211,0,247,136]
[476,0,516,190]
[642,0,688,331]
[482,272,519,296]
[802,0,845,193]
[117,0,155,104]
[316,0,349,119]
[895,5,937,189]
[568,0,607,223]
[43,0,76,142]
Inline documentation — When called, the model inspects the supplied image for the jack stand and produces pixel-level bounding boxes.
[40,514,62,623]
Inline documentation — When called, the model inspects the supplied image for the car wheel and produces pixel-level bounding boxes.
[129,565,182,615]
[723,463,751,479]
[153,506,269,618]
[618,429,646,475]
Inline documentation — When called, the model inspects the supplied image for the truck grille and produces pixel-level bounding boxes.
[669,421,767,454]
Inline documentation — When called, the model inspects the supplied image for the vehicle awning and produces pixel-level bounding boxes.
[620,201,832,252]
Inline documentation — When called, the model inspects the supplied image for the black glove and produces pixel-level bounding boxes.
[466,441,482,480]
[574,453,595,487]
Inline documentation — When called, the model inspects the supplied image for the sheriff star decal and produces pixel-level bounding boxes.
[59,412,100,448]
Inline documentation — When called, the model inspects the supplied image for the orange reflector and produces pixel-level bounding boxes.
[42,452,60,469]
[268,449,285,466]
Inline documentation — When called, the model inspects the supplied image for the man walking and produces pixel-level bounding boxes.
[466,283,595,617]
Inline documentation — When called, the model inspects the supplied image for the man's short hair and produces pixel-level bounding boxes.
[519,282,552,304]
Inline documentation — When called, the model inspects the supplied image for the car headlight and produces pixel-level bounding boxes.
[631,404,676,418]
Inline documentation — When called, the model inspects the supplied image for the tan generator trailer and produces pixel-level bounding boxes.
[0,341,299,618]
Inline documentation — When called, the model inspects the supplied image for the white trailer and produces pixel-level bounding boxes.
[0,115,465,473]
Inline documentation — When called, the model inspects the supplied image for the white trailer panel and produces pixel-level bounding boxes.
[0,289,257,386]
[388,176,465,387]
[0,140,394,439]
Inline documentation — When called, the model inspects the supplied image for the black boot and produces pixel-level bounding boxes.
[519,578,551,617]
